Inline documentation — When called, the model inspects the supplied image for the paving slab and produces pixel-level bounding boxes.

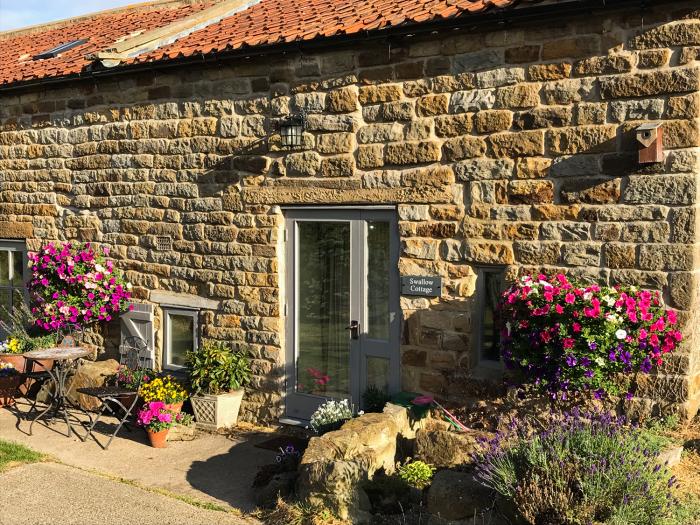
[1,462,254,525]
[0,402,277,515]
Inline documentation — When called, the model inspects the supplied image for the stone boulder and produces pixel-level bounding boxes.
[427,470,494,521]
[65,359,120,410]
[414,428,490,468]
[297,403,429,522]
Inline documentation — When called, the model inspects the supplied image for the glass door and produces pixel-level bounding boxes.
[284,209,399,421]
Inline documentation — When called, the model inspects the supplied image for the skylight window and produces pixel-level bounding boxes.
[33,39,88,60]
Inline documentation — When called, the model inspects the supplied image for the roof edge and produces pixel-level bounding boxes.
[0,0,210,41]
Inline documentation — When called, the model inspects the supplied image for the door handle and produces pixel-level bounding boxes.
[345,320,360,340]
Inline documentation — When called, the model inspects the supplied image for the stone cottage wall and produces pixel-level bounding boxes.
[0,1,699,421]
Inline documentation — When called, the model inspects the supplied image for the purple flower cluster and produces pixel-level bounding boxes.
[473,410,678,523]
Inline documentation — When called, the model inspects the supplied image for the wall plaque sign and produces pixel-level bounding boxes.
[401,275,442,297]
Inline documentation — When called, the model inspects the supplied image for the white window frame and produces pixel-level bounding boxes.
[162,307,198,371]
[473,267,506,374]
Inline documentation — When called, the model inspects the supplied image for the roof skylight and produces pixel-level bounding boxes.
[33,39,88,60]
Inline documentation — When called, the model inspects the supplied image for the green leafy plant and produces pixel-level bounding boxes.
[362,385,390,413]
[186,340,251,395]
[397,460,435,490]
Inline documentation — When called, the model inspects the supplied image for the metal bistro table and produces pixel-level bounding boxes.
[23,346,93,438]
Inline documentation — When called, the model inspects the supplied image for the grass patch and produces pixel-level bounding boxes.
[0,439,45,472]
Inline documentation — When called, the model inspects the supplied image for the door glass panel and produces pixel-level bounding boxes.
[481,271,503,362]
[0,251,8,285]
[366,356,389,392]
[367,221,390,341]
[12,252,23,285]
[0,290,11,335]
[168,313,194,367]
[296,221,350,398]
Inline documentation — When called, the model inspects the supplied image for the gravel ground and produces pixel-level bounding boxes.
[1,462,258,525]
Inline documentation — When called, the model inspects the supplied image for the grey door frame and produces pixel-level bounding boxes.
[283,208,400,421]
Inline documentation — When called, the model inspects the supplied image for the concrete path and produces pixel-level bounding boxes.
[0,402,279,521]
[1,462,253,525]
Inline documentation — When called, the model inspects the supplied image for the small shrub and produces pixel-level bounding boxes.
[397,460,435,490]
[264,498,345,525]
[186,340,251,395]
[474,410,678,525]
[362,385,391,413]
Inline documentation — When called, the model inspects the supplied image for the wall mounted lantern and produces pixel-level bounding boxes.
[278,113,306,148]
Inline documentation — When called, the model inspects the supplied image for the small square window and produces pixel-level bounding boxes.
[476,267,505,365]
[163,307,198,370]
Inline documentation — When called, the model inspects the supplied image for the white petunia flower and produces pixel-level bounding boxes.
[615,329,627,340]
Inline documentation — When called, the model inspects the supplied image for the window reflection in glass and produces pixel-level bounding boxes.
[481,270,503,362]
[168,313,195,367]
[367,221,390,341]
[296,221,351,399]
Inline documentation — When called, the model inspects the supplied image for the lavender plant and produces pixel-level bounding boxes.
[474,410,678,525]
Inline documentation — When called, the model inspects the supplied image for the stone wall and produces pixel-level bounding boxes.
[0,2,699,421]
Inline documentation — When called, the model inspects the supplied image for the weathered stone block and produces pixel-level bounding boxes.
[285,151,321,177]
[415,94,448,117]
[548,125,617,155]
[514,241,561,265]
[356,144,384,169]
[515,157,551,178]
[637,49,671,69]
[462,241,514,264]
[630,21,700,49]
[528,62,572,81]
[385,141,441,165]
[402,238,439,260]
[454,158,514,181]
[505,45,540,64]
[474,110,513,133]
[542,35,600,59]
[542,79,595,105]
[495,84,540,109]
[508,180,554,204]
[604,243,636,269]
[434,114,473,137]
[639,244,694,271]
[319,156,354,177]
[600,68,700,99]
[561,243,601,266]
[358,84,402,104]
[540,222,590,241]
[574,53,634,76]
[317,132,354,154]
[513,106,572,130]
[488,130,544,157]
[450,89,495,112]
[610,99,664,122]
[560,178,621,204]
[326,87,358,113]
[442,136,487,161]
[624,175,695,205]
[475,67,525,88]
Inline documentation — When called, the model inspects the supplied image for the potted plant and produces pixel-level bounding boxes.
[139,375,188,412]
[310,398,353,435]
[186,341,251,430]
[0,362,21,407]
[113,365,155,406]
[137,401,181,448]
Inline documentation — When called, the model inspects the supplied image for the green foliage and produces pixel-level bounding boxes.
[362,385,390,413]
[662,494,700,525]
[0,439,44,472]
[475,412,678,525]
[397,460,436,490]
[186,340,251,395]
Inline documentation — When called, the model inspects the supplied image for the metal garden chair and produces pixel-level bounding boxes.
[78,336,152,450]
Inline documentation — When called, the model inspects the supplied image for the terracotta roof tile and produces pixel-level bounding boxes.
[0,0,556,87]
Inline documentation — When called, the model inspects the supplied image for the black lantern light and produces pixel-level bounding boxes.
[278,113,306,148]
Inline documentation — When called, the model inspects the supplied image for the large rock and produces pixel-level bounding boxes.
[65,359,120,411]
[427,470,494,521]
[297,403,428,522]
[414,429,486,468]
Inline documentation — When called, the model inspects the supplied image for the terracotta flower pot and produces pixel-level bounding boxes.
[0,353,25,371]
[146,428,169,448]
[164,402,183,413]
